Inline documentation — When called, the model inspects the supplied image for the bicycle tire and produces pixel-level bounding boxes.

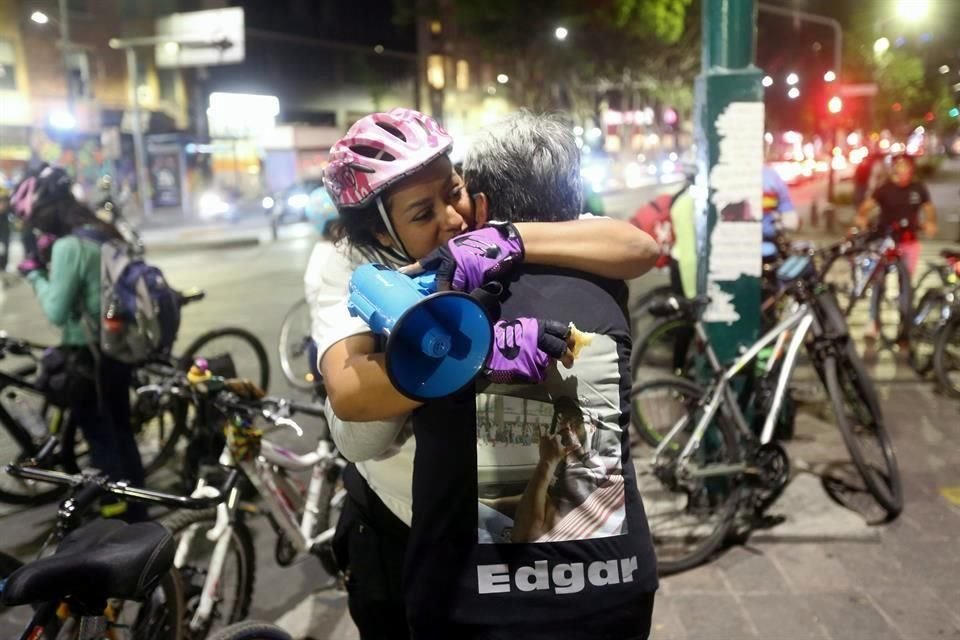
[277,298,316,392]
[206,621,292,640]
[123,567,186,640]
[629,377,741,575]
[630,316,697,380]
[0,425,65,505]
[160,508,256,640]
[136,397,190,478]
[313,464,345,576]
[180,328,270,393]
[933,315,960,399]
[823,351,903,519]
[908,288,949,375]
[868,258,912,347]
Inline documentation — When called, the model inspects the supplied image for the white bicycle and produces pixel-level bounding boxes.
[141,376,346,639]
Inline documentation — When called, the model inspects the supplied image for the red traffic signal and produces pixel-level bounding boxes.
[828,96,843,114]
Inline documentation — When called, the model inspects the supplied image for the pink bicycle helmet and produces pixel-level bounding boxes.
[324,108,453,209]
[10,165,73,220]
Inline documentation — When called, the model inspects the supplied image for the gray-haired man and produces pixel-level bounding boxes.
[403,111,659,639]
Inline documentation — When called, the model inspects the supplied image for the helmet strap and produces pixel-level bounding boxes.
[376,196,413,262]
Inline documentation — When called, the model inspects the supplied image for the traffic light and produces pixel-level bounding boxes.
[828,96,843,114]
[950,107,960,118]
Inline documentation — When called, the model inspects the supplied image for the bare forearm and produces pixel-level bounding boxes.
[322,351,421,422]
[516,218,659,280]
[513,461,556,541]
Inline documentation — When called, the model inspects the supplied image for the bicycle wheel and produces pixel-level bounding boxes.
[630,317,697,381]
[823,349,903,519]
[161,508,256,640]
[112,567,186,640]
[181,328,270,392]
[933,315,960,399]
[207,621,292,640]
[0,408,66,505]
[131,392,190,478]
[869,258,912,347]
[313,463,346,576]
[908,288,950,375]
[630,377,742,575]
[277,298,316,392]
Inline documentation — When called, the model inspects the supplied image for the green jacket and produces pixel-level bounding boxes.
[27,234,101,347]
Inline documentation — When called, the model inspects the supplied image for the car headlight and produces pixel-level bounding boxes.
[287,193,310,209]
[262,196,275,210]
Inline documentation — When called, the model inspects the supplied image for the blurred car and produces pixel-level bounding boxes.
[304,185,338,238]
[262,179,324,225]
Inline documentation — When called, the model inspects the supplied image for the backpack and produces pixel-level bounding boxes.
[629,193,676,269]
[74,228,181,363]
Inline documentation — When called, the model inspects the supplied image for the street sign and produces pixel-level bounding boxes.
[838,83,878,98]
[155,7,245,68]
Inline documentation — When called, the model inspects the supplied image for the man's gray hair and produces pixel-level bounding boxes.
[463,111,582,223]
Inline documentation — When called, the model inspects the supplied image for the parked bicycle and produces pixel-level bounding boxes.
[908,249,960,375]
[0,450,236,639]
[134,372,344,639]
[277,297,315,392]
[631,247,903,575]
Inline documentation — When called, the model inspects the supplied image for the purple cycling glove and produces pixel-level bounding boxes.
[418,221,525,292]
[485,318,571,384]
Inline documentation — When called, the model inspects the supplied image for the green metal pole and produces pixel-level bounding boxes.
[694,0,764,364]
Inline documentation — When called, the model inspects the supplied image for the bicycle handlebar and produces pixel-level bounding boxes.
[4,463,239,509]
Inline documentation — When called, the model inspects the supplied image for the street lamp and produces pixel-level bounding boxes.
[787,87,800,99]
[823,70,837,82]
[30,10,49,24]
[874,37,891,56]
[762,75,773,87]
[496,73,509,84]
[786,72,799,86]
[554,26,568,41]
[895,0,930,22]
[939,65,950,75]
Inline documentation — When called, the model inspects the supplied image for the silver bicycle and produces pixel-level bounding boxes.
[632,251,903,575]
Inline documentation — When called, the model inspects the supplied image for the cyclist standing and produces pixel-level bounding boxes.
[11,166,146,520]
[855,154,938,339]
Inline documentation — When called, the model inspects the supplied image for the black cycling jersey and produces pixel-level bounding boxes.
[873,180,930,232]
[403,266,658,640]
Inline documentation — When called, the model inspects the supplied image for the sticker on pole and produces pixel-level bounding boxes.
[703,101,764,324]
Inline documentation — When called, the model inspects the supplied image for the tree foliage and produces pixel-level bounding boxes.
[395,0,695,120]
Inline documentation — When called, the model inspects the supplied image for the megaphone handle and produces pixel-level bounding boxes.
[347,292,379,324]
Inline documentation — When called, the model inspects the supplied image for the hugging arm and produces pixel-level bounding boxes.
[515,217,660,280]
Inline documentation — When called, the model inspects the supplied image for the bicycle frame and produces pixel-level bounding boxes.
[653,303,820,478]
[176,431,345,631]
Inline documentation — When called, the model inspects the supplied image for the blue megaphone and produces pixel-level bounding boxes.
[347,264,493,401]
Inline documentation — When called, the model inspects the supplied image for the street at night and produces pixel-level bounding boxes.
[3,0,960,638]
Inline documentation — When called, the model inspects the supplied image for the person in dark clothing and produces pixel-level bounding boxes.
[402,112,658,639]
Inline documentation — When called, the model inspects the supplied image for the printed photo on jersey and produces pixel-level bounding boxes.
[475,334,627,544]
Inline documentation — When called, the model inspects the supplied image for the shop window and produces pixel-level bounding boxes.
[0,39,16,91]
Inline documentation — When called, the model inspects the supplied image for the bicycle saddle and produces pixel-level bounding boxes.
[940,249,960,261]
[648,294,710,319]
[1,519,174,608]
